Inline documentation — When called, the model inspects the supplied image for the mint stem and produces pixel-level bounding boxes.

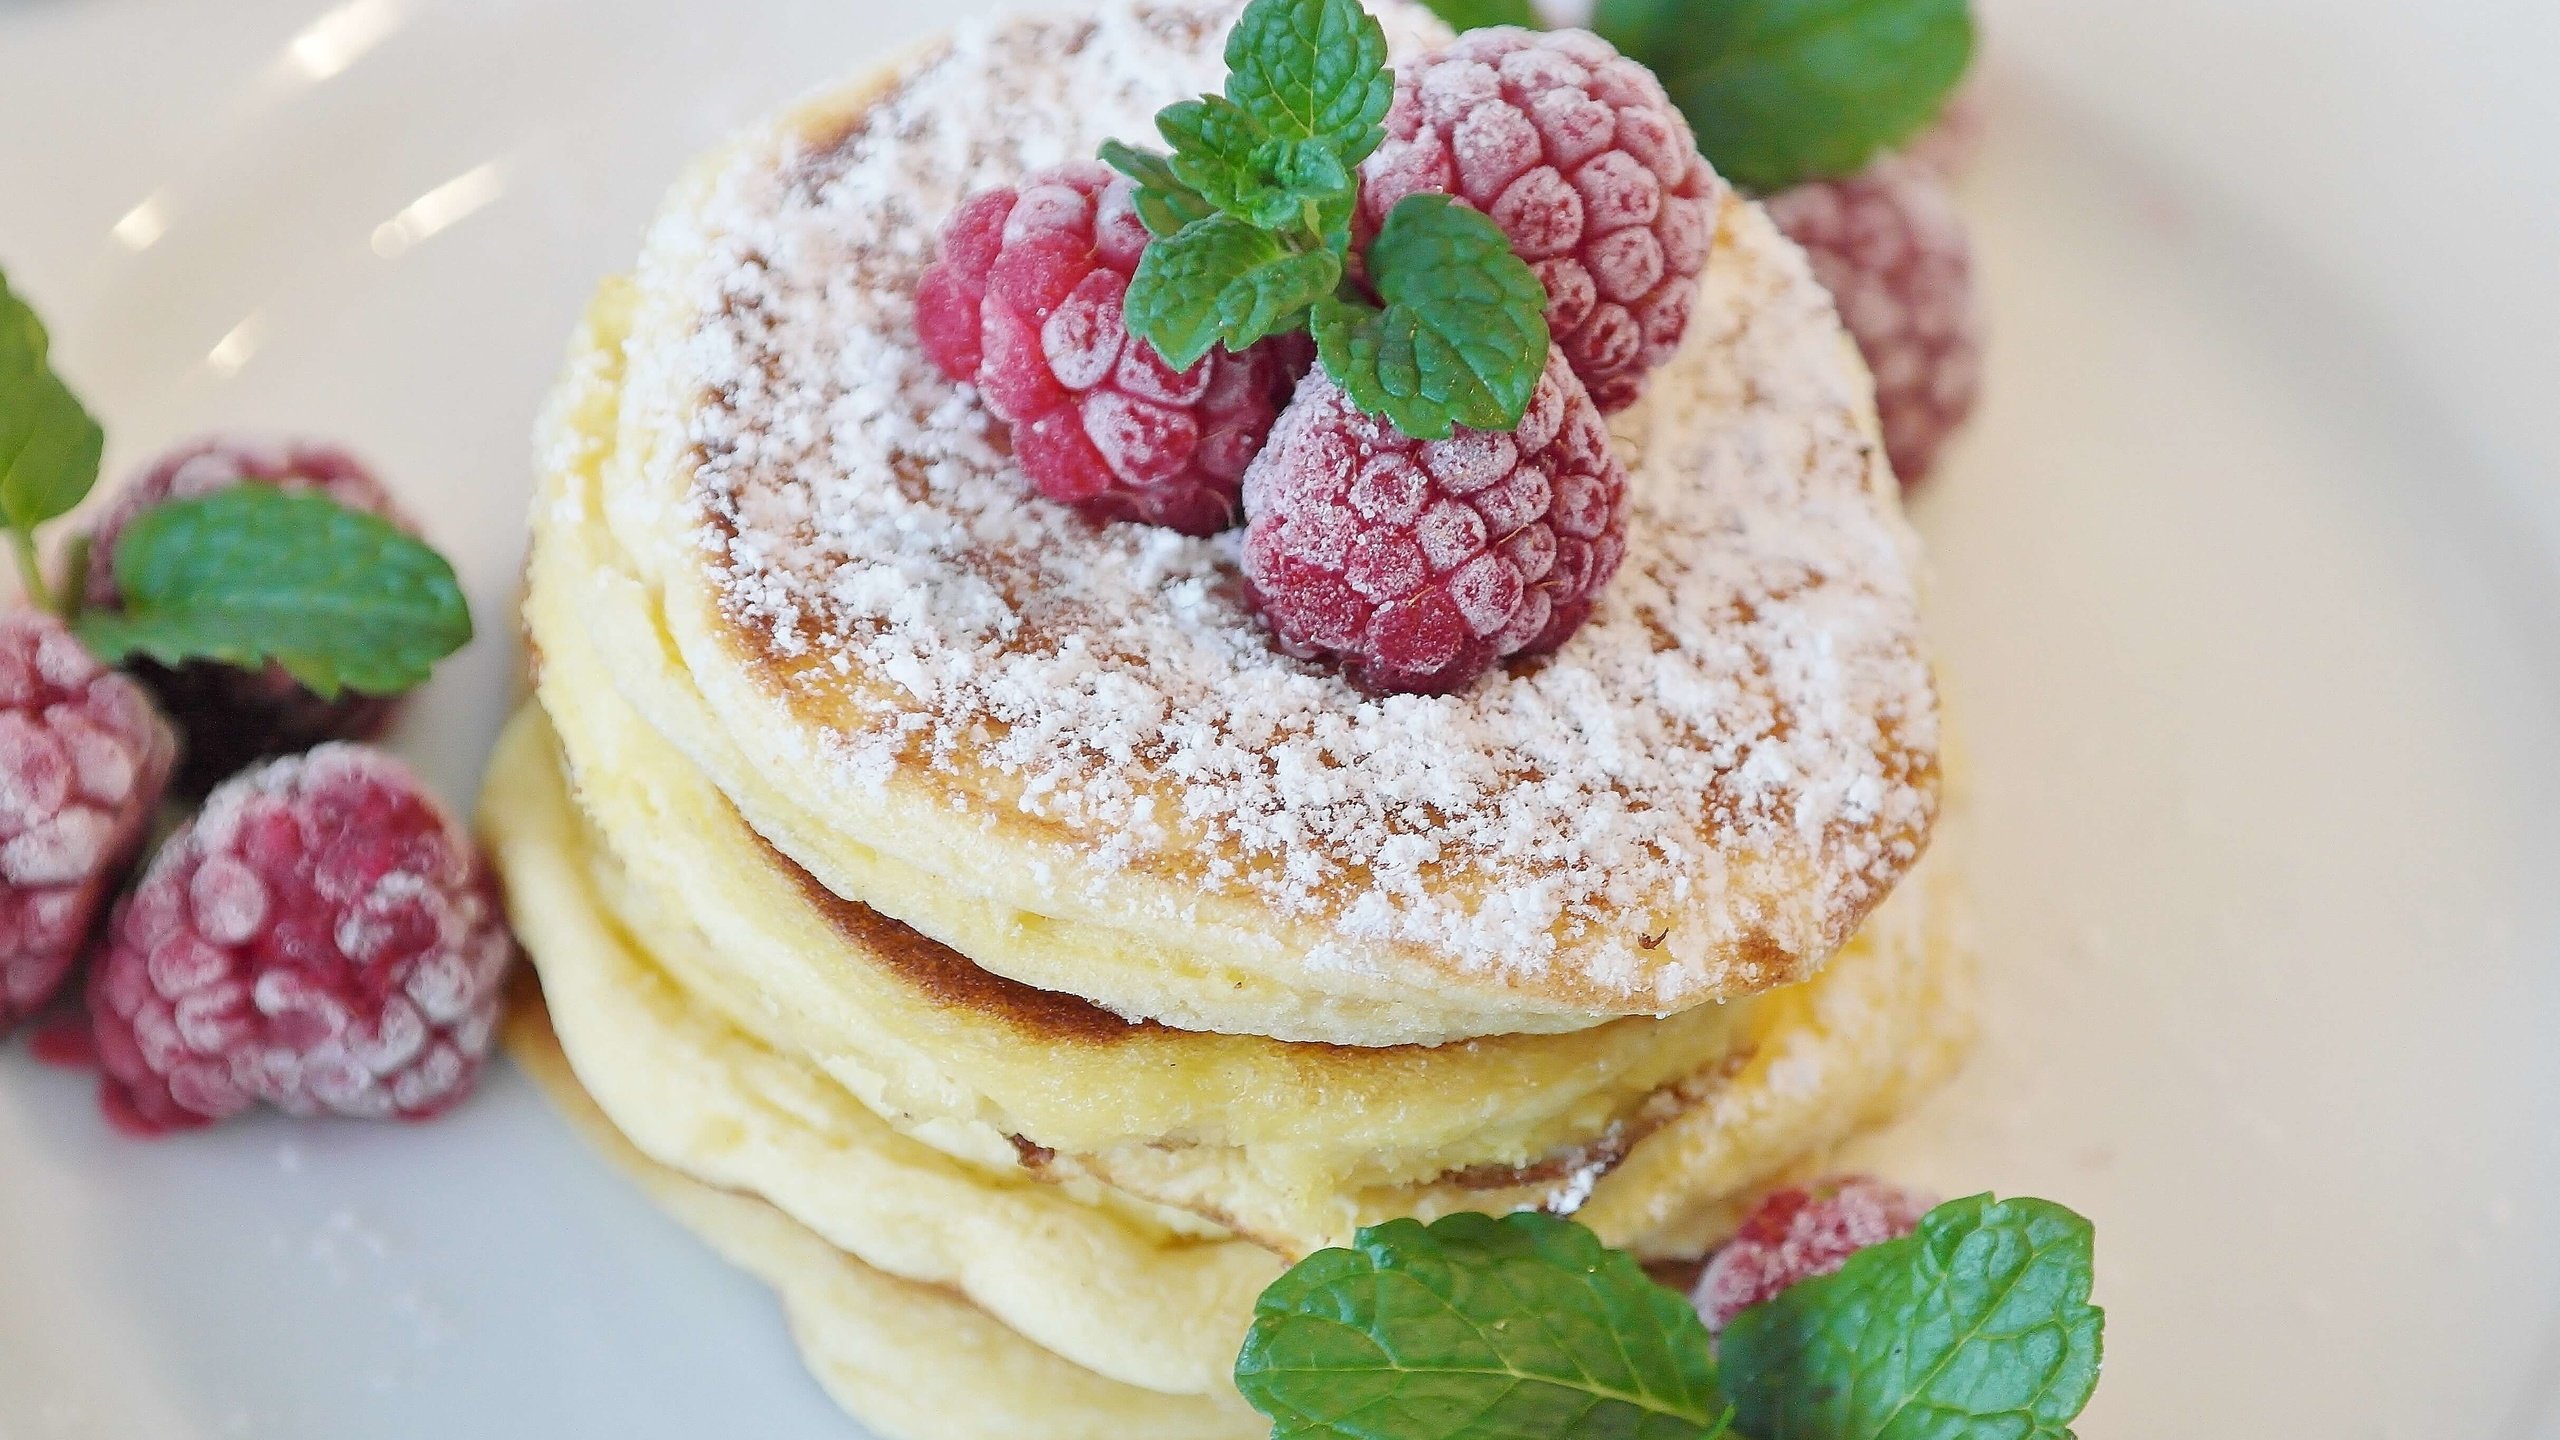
[58,533,91,622]
[9,528,55,617]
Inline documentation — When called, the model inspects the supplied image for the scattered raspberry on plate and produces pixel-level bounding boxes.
[84,437,414,791]
[1692,1175,1934,1332]
[88,744,513,1135]
[1903,86,1987,184]
[0,610,177,1032]
[1763,159,1982,485]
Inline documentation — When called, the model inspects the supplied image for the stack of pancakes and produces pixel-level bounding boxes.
[479,2,1969,1434]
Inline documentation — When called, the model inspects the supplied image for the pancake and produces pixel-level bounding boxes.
[560,0,1941,1047]
[487,713,1272,1393]
[485,696,1968,1292]
[528,443,1788,1234]
[491,0,1973,1422]
[507,998,1265,1439]
[486,704,1967,1408]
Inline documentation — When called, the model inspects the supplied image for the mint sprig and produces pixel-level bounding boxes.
[1722,1194,2104,1440]
[1220,0,1394,163]
[1591,0,1976,193]
[1104,0,1550,438]
[76,485,472,698]
[1128,216,1343,371]
[1236,1212,1733,1440]
[1,266,474,699]
[1098,142,1218,238]
[1237,1196,2103,1440]
[1157,98,1359,237]
[0,268,105,612]
[1310,196,1548,438]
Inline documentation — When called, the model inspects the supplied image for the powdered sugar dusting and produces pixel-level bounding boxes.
[652,0,1937,996]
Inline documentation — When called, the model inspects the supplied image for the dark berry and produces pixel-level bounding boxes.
[85,437,411,791]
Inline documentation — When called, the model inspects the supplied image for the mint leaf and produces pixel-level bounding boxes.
[1159,97,1280,217]
[1157,99,1359,236]
[1223,0,1394,164]
[1100,142,1216,237]
[1593,0,1975,193]
[1722,1194,2104,1440]
[1311,195,1548,437]
[1104,0,1546,439]
[1128,215,1342,371]
[0,267,105,538]
[77,485,472,698]
[1414,0,1537,31]
[1260,137,1357,234]
[1237,1212,1731,1440]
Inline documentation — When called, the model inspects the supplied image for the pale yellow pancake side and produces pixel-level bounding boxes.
[485,710,1276,1396]
[486,699,1970,1264]
[508,1000,1265,1438]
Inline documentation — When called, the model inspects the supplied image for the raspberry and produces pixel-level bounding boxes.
[1358,28,1727,413]
[0,611,176,1032]
[85,437,411,791]
[1692,1176,1934,1332]
[1762,159,1981,485]
[1903,87,1986,184]
[916,163,1308,535]
[1241,352,1627,693]
[87,744,513,1135]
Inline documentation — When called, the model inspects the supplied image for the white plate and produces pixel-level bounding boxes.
[2,0,2556,1435]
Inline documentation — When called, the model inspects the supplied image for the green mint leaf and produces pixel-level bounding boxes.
[1312,195,1548,438]
[1414,0,1538,32]
[1722,1194,2104,1440]
[1158,99,1359,237]
[1223,0,1394,164]
[76,485,473,698]
[1159,96,1274,214]
[1260,136,1355,223]
[1237,1212,1731,1440]
[0,267,105,538]
[1593,0,1975,193]
[1127,215,1342,371]
[1099,141,1216,237]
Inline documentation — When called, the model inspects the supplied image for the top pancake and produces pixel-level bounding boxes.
[576,0,1940,1044]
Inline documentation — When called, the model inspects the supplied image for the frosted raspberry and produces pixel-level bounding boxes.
[0,611,176,1032]
[85,437,410,791]
[1763,158,1981,485]
[915,164,1308,535]
[1903,86,1986,184]
[87,744,513,1135]
[1241,352,1626,693]
[1692,1176,1934,1332]
[1358,28,1726,413]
